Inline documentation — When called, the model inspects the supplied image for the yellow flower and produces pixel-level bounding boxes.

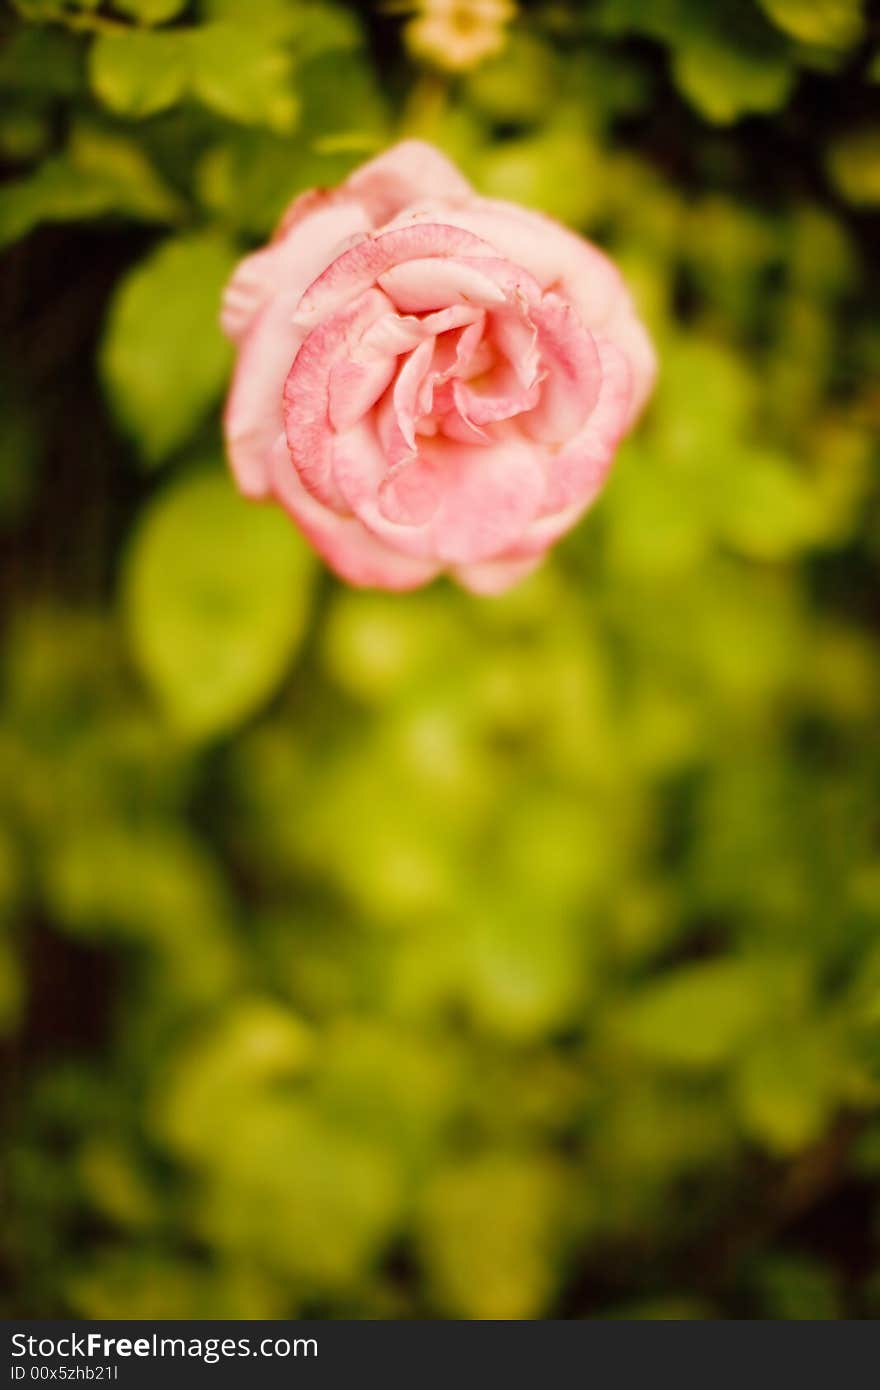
[405,0,516,73]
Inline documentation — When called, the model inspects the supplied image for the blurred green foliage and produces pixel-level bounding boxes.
[1,0,879,1320]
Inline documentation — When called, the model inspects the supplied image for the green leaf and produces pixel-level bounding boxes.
[616,959,798,1069]
[0,159,115,249]
[100,232,236,464]
[89,31,189,119]
[672,40,794,123]
[733,1029,842,1154]
[287,2,366,61]
[123,467,315,739]
[416,1154,568,1319]
[70,121,186,218]
[719,450,825,560]
[0,126,182,249]
[758,0,864,49]
[191,23,299,133]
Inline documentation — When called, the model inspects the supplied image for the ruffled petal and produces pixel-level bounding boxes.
[332,423,441,559]
[356,303,479,360]
[498,338,633,560]
[377,258,509,312]
[335,424,546,566]
[539,336,633,516]
[522,292,601,443]
[328,354,396,433]
[283,287,393,507]
[376,337,435,471]
[452,370,540,428]
[269,435,440,591]
[294,224,496,329]
[382,196,623,325]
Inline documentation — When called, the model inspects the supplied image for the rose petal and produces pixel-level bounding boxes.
[344,139,473,226]
[295,224,496,329]
[272,186,349,242]
[283,287,393,507]
[379,453,446,526]
[539,336,633,515]
[220,199,371,343]
[378,337,435,469]
[425,434,546,564]
[383,196,622,323]
[224,290,304,497]
[452,371,541,428]
[269,434,440,590]
[522,292,601,443]
[328,354,396,432]
[490,308,540,390]
[453,555,544,595]
[356,302,479,360]
[377,258,508,312]
[416,198,656,417]
[500,338,633,559]
[600,291,657,424]
[335,424,546,565]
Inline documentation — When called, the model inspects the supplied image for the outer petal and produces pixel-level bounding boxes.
[224,289,304,498]
[343,140,473,226]
[500,497,588,560]
[539,337,633,516]
[269,435,440,591]
[453,555,543,595]
[220,198,371,343]
[600,292,657,424]
[272,185,352,242]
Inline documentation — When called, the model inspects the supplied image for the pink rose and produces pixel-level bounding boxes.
[221,141,655,594]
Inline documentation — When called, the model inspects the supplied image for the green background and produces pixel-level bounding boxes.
[1,0,879,1319]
